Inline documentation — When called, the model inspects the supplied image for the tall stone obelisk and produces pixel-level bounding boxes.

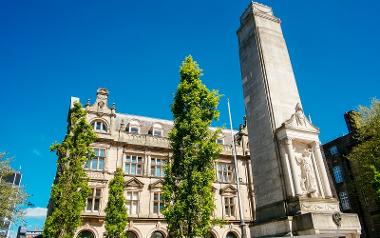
[238,2,361,237]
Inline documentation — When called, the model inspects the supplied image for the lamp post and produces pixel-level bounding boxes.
[227,98,247,238]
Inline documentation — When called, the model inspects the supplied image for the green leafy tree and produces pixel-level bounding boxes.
[43,102,97,238]
[0,153,28,231]
[163,56,221,238]
[104,168,128,238]
[348,99,380,202]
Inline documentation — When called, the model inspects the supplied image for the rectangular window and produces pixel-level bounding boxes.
[86,188,101,212]
[153,129,162,137]
[333,165,344,183]
[216,138,224,145]
[85,148,105,171]
[124,155,144,175]
[224,197,235,217]
[329,146,339,156]
[151,158,165,177]
[126,191,139,215]
[129,127,139,134]
[339,191,351,210]
[153,192,164,214]
[217,163,234,183]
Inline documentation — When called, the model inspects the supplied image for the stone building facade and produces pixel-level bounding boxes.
[71,88,255,238]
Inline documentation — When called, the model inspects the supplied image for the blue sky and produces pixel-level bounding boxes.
[0,0,379,234]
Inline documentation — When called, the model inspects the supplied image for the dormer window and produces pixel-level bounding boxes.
[128,121,140,134]
[91,120,107,133]
[152,123,163,137]
[216,133,224,145]
[216,138,224,145]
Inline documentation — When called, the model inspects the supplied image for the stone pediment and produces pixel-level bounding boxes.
[281,103,319,133]
[220,184,237,195]
[124,177,144,189]
[149,179,164,190]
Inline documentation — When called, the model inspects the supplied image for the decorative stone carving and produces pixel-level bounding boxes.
[220,184,238,195]
[87,171,107,181]
[295,148,318,196]
[300,202,339,213]
[332,212,342,227]
[282,103,319,133]
[124,177,144,189]
[294,103,307,126]
[149,179,164,190]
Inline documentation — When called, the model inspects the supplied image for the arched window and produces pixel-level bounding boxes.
[226,232,238,238]
[128,120,140,134]
[126,231,138,238]
[207,232,216,238]
[77,230,95,238]
[151,231,165,238]
[91,120,108,133]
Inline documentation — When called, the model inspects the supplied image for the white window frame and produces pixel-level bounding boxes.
[91,120,108,133]
[153,192,164,215]
[151,158,165,177]
[152,123,163,137]
[217,162,234,183]
[216,137,224,145]
[85,148,105,171]
[86,188,102,212]
[128,121,140,134]
[153,128,163,137]
[126,191,140,215]
[124,155,144,175]
[224,196,235,217]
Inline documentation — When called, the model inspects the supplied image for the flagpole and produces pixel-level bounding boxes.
[227,98,247,238]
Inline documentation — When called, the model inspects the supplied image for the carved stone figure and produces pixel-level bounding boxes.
[296,148,317,196]
[294,103,307,127]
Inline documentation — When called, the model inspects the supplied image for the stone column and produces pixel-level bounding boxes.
[279,141,295,197]
[313,142,333,198]
[310,151,325,198]
[284,138,302,196]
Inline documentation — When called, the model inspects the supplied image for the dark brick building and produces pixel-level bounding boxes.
[323,111,380,237]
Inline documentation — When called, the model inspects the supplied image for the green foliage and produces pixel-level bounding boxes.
[105,168,128,238]
[348,99,380,203]
[163,56,221,238]
[43,102,97,238]
[0,153,28,229]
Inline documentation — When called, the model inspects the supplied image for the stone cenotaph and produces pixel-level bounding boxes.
[237,2,361,237]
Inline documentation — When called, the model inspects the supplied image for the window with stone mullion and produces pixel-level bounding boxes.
[153,192,164,214]
[85,148,105,171]
[224,196,235,217]
[217,163,234,183]
[126,191,139,215]
[151,158,165,177]
[124,155,144,175]
[86,188,101,212]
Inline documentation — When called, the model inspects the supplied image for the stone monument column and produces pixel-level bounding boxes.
[237,2,361,237]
